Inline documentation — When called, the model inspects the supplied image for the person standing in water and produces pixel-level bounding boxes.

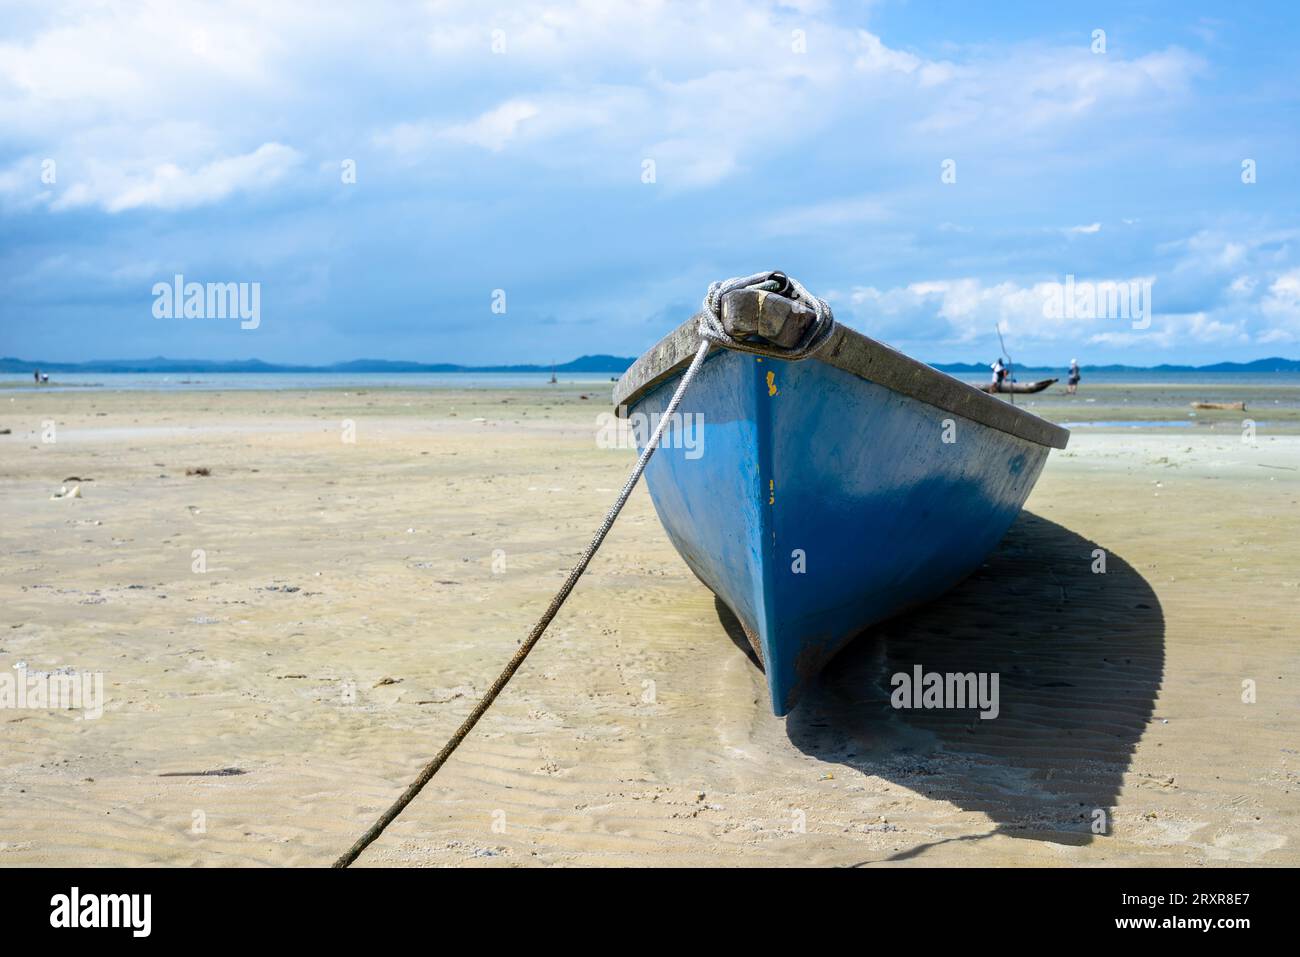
[1067,358,1081,394]
[990,358,1009,392]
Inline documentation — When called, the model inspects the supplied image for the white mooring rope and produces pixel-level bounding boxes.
[698,270,836,359]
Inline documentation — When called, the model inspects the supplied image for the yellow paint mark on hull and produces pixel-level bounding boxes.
[766,370,777,396]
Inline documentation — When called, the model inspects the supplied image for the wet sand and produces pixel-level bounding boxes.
[1,384,1297,866]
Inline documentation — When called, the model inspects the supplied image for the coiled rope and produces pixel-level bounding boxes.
[698,270,836,359]
[334,272,833,867]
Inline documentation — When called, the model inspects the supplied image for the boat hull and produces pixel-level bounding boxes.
[630,348,1052,715]
[981,377,1058,394]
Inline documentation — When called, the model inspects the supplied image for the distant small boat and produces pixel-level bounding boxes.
[981,377,1058,395]
[614,282,1068,715]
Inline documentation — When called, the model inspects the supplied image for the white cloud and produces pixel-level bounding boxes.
[1145,228,1300,344]
[370,5,1204,191]
[841,260,1300,350]
[913,46,1201,135]
[642,138,738,189]
[1258,268,1300,342]
[853,30,925,75]
[1229,275,1257,296]
[375,88,647,160]
[1087,312,1247,349]
[1262,269,1300,312]
[0,1,1213,208]
[442,100,541,152]
[0,157,53,211]
[51,143,301,213]
[0,2,278,117]
[1164,229,1261,274]
[2,2,1289,359]
[842,274,1169,345]
[844,278,1064,344]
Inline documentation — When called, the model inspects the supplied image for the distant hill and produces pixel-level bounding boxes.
[1134,358,1300,373]
[0,354,638,374]
[4,354,1298,375]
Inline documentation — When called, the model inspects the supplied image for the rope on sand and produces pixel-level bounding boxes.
[333,271,833,868]
[333,338,714,867]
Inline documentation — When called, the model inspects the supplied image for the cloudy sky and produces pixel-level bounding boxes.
[1,0,1297,366]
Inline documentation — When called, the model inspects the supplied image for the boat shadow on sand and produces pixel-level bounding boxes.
[718,511,1165,861]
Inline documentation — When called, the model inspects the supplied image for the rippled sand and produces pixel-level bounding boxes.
[1,385,1296,866]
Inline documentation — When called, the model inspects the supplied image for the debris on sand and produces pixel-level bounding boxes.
[50,484,82,500]
[155,767,246,777]
[415,685,475,705]
[185,467,211,476]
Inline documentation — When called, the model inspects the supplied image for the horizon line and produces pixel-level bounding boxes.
[5,354,1300,374]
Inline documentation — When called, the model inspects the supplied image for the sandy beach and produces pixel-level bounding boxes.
[1,382,1297,867]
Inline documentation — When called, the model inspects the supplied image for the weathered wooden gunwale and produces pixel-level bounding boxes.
[613,315,1070,450]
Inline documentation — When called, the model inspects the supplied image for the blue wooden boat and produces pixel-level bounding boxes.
[613,278,1069,715]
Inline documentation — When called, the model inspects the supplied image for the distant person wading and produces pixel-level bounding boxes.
[990,357,1009,392]
[1067,358,1081,394]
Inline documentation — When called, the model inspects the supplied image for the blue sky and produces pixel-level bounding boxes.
[1,0,1298,366]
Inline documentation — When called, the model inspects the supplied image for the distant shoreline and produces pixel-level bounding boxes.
[5,368,1300,400]
[4,355,1299,375]
[0,355,635,376]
